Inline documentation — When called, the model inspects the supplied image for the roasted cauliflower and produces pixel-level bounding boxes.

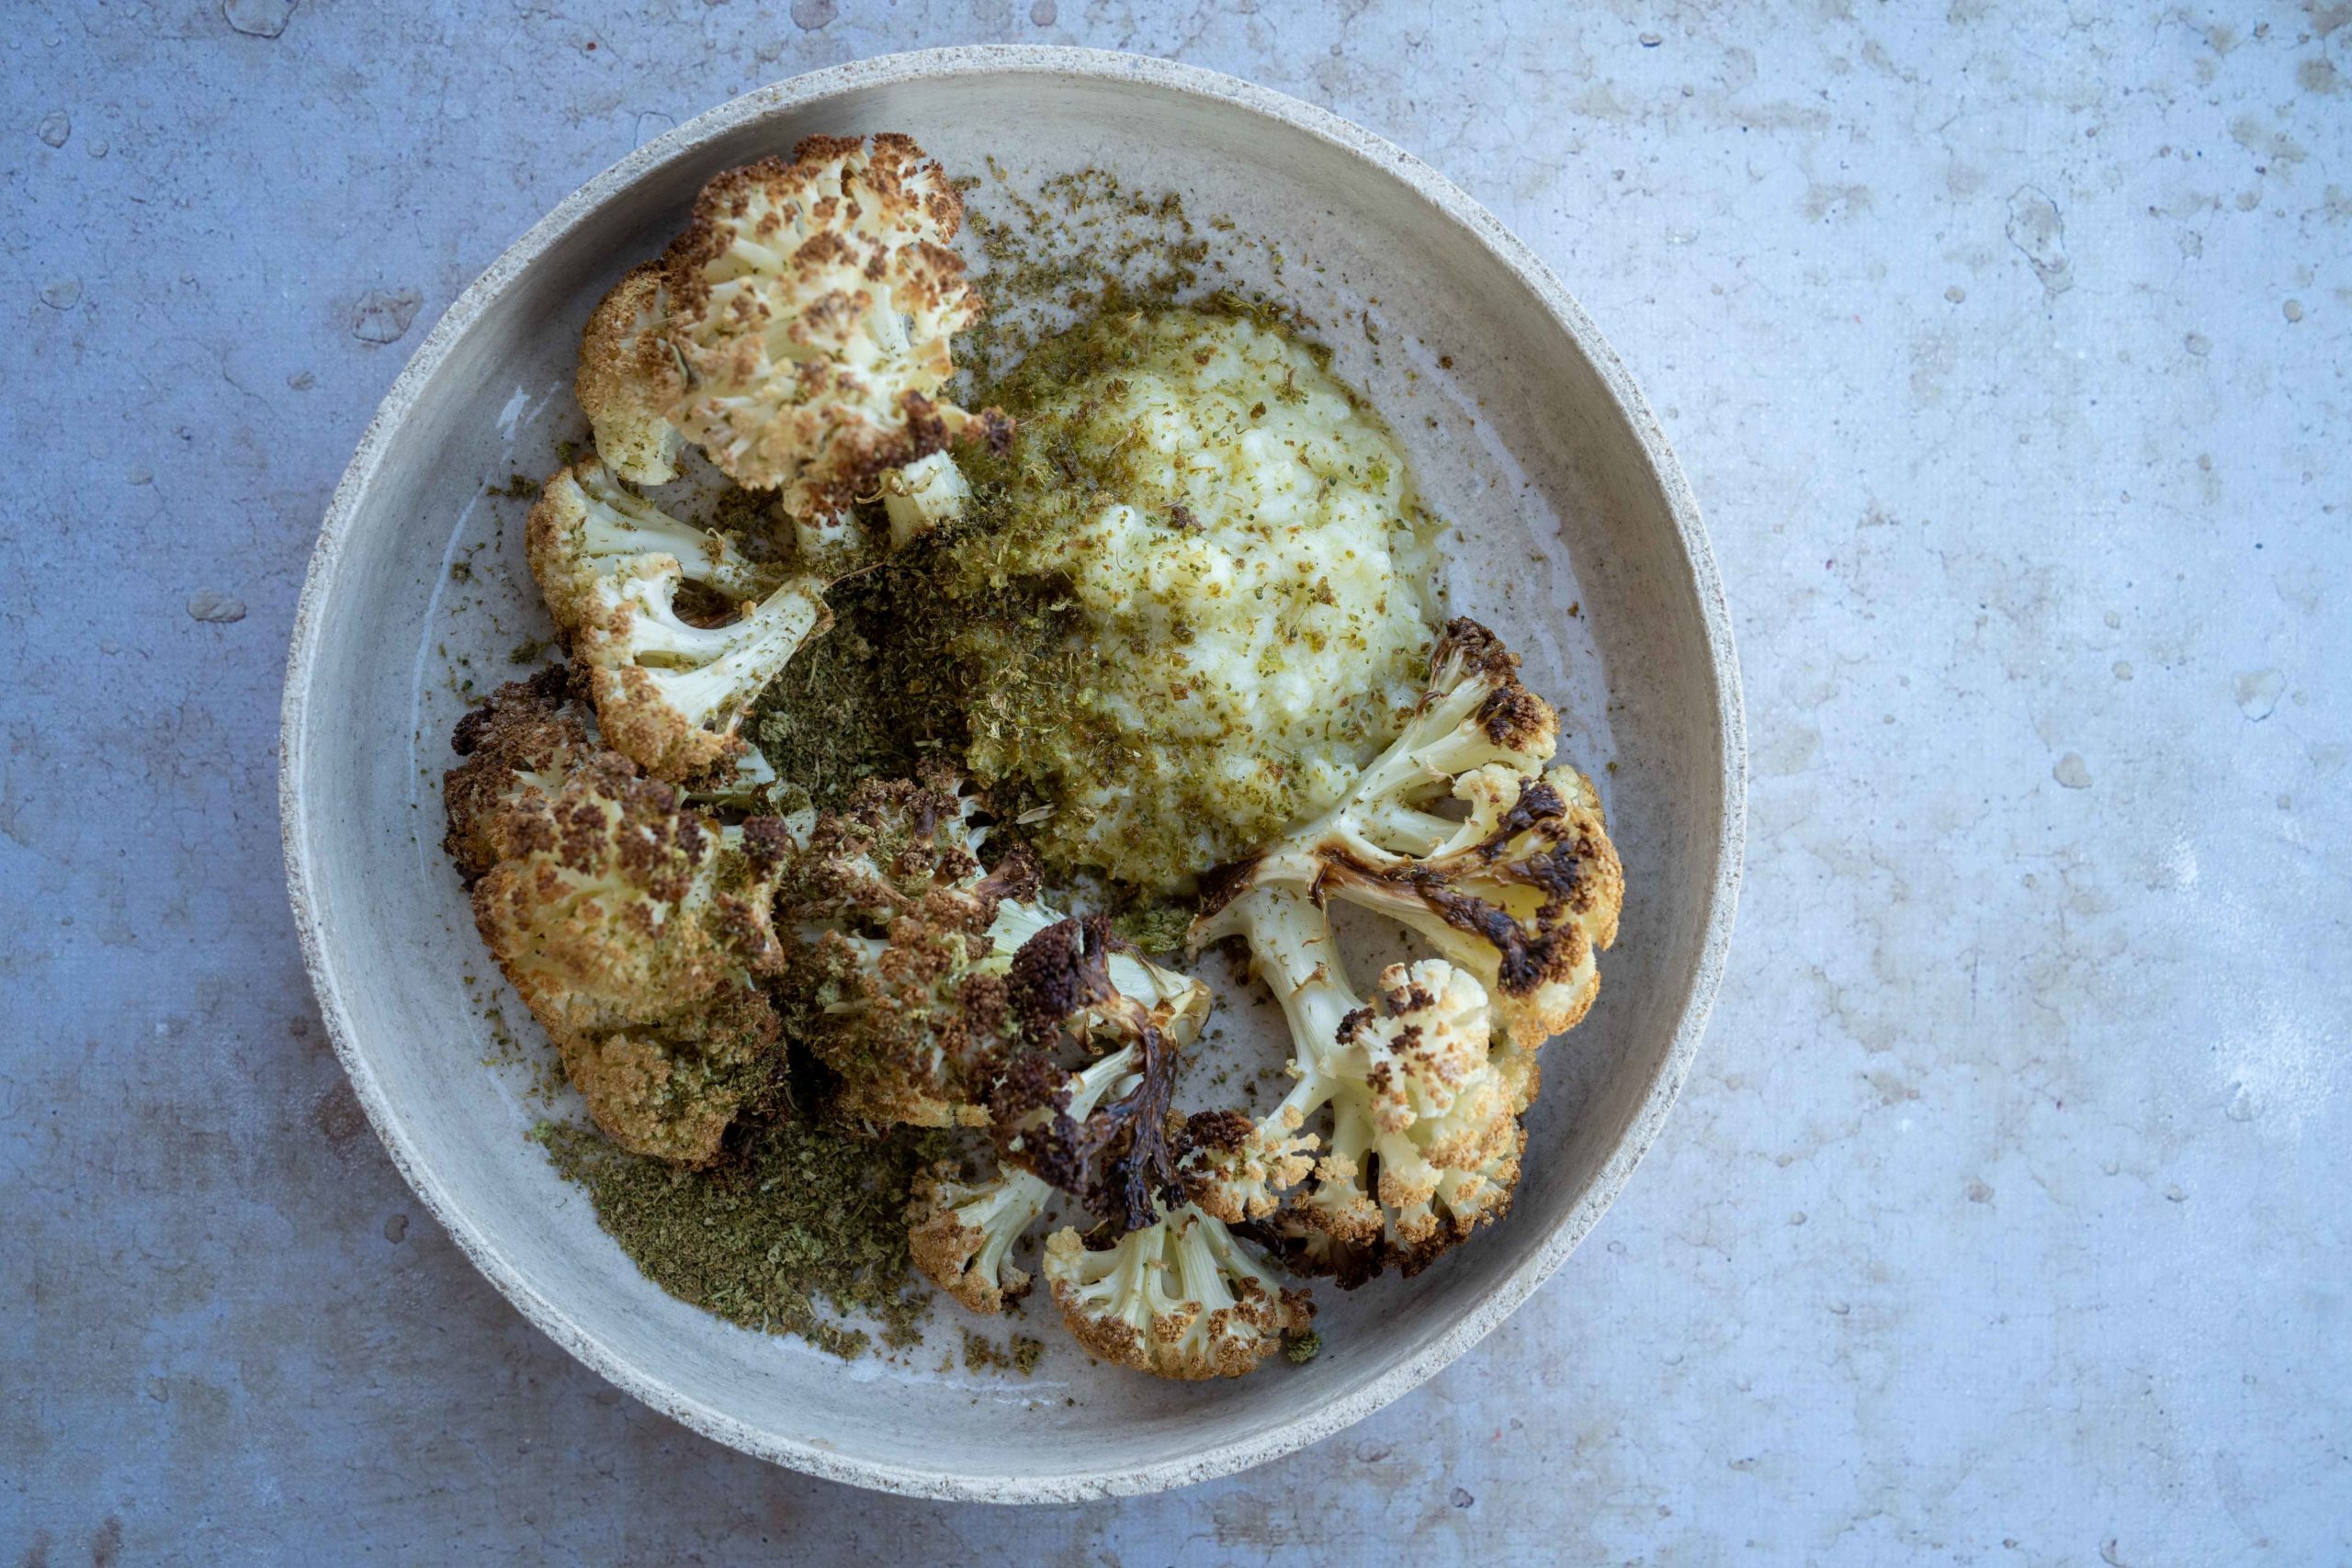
[781,767,1208,1131]
[1182,886,1527,1282]
[442,663,592,886]
[904,1044,1140,1315]
[549,980,784,1168]
[446,671,795,1165]
[526,457,830,781]
[657,133,1009,522]
[905,1159,1054,1317]
[1179,620,1622,1281]
[576,260,685,485]
[909,1041,1321,1381]
[438,125,1640,1384]
[1041,1203,1311,1381]
[1196,618,1623,1049]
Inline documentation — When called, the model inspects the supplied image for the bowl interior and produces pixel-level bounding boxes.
[285,53,1736,1501]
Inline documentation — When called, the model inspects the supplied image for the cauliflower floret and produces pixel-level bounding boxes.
[576,260,685,484]
[895,887,1236,1317]
[986,924,1219,1232]
[988,896,1214,1048]
[1176,1103,1316,1225]
[469,759,793,1032]
[449,679,797,1164]
[441,663,591,886]
[1180,893,1524,1282]
[555,979,782,1167]
[1319,762,1622,1046]
[526,457,829,781]
[907,1161,1053,1316]
[1178,883,1354,1225]
[1042,1205,1312,1381]
[470,761,762,1039]
[659,133,1007,519]
[781,768,1209,1130]
[1196,617,1623,1049]
[904,1043,1145,1314]
[780,770,1025,1128]
[1356,960,1511,1156]
[1287,963,1526,1283]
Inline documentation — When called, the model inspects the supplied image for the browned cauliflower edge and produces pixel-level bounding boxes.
[1040,1206,1313,1381]
[445,671,796,1165]
[656,133,1010,518]
[524,458,830,782]
[576,260,685,485]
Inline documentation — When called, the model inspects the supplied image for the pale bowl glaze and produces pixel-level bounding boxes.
[280,47,1744,1501]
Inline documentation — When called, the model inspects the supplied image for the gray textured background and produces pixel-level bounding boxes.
[6,2,2348,1562]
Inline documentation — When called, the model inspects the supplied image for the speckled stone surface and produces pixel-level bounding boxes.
[4,2,2346,1562]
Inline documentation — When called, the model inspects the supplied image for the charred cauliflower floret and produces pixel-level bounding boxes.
[1181,887,1524,1283]
[1041,1204,1312,1382]
[782,767,1208,1130]
[1175,621,1621,1283]
[1313,757,1622,1048]
[448,677,796,1164]
[1279,959,1527,1285]
[526,457,830,781]
[576,260,686,485]
[659,133,1009,522]
[441,663,592,886]
[1357,960,1527,1156]
[904,1044,1142,1315]
[984,926,1203,1234]
[1196,618,1623,1049]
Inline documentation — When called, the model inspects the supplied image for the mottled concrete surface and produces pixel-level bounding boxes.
[5,1,2347,1562]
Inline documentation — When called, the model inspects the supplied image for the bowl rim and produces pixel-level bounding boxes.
[279,43,1747,1503]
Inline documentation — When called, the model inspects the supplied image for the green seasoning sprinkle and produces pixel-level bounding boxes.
[1111,899,1196,956]
[960,1328,1047,1377]
[538,1117,952,1360]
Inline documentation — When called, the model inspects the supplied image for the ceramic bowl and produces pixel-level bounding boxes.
[280,47,1743,1501]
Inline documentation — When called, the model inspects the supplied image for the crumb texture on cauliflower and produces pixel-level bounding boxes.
[442,663,590,886]
[448,674,797,1165]
[576,260,685,485]
[660,133,998,517]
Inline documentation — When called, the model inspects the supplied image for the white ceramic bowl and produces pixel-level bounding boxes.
[280,47,1743,1501]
